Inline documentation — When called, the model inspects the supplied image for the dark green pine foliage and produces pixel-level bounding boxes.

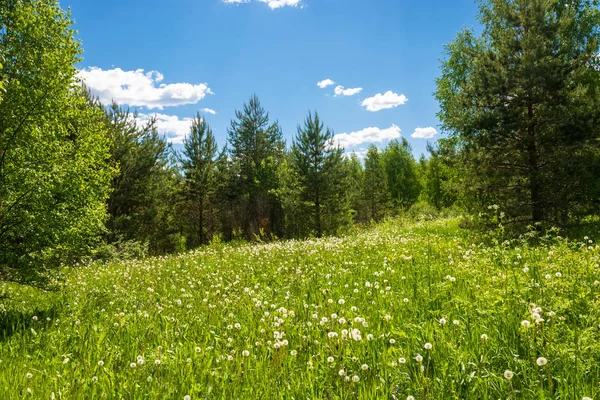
[227,95,285,239]
[291,111,347,237]
[436,0,600,226]
[104,104,180,254]
[381,138,422,210]
[180,114,221,247]
[423,141,458,210]
[362,145,388,222]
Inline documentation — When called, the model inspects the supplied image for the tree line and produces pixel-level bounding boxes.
[2,0,600,284]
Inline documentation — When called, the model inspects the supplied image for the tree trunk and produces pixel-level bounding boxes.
[527,103,543,225]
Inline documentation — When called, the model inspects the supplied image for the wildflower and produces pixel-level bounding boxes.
[327,356,335,363]
[155,359,161,365]
[582,397,593,400]
[195,347,201,353]
[536,357,548,366]
[521,320,531,328]
[338,299,345,305]
[290,350,297,356]
[98,360,104,367]
[184,396,191,400]
[407,396,415,400]
[415,355,423,362]
[338,369,346,376]
[352,375,360,382]
[361,364,369,371]
[398,357,406,364]
[555,272,562,278]
[26,373,33,379]
[481,334,488,341]
[147,376,152,382]
[32,316,38,322]
[328,332,338,339]
[92,376,98,383]
[453,320,460,325]
[242,350,250,357]
[366,334,374,341]
[130,363,137,368]
[504,370,513,380]
[389,338,396,344]
[403,298,409,303]
[439,317,447,325]
[424,342,432,350]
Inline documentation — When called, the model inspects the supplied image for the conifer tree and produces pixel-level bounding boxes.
[362,145,388,221]
[227,95,284,239]
[291,111,346,237]
[180,114,221,246]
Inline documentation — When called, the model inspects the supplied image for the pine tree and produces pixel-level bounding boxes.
[362,145,388,221]
[227,95,284,239]
[180,113,221,246]
[436,0,600,226]
[291,111,346,237]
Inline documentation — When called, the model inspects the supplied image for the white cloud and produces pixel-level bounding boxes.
[411,126,438,139]
[202,108,217,115]
[334,85,363,97]
[333,125,401,149]
[138,113,195,144]
[259,0,302,8]
[78,67,212,110]
[361,91,408,112]
[317,79,335,89]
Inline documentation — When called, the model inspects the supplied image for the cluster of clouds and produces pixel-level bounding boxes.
[78,67,217,144]
[222,0,302,9]
[317,78,437,151]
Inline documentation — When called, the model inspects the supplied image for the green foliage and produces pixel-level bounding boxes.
[435,0,600,227]
[103,104,179,255]
[381,138,421,211]
[179,114,222,247]
[290,111,349,237]
[0,0,113,283]
[1,219,600,398]
[226,95,285,239]
[362,145,388,222]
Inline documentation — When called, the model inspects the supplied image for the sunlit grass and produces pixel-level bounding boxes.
[1,218,599,399]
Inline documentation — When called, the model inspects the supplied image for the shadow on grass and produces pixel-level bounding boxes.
[0,302,61,342]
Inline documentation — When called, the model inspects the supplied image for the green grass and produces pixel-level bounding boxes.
[1,218,600,399]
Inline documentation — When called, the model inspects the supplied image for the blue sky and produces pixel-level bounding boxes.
[70,0,479,158]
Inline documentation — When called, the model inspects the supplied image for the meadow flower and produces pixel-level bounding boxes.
[521,320,531,328]
[453,319,460,325]
[338,369,346,376]
[328,332,338,339]
[290,350,297,356]
[389,338,396,344]
[407,396,415,400]
[352,375,360,382]
[536,357,548,366]
[195,347,201,353]
[366,334,374,341]
[439,317,447,325]
[327,357,335,363]
[403,298,409,303]
[242,350,250,357]
[424,342,432,350]
[399,357,406,364]
[361,364,369,370]
[415,355,423,362]
[480,334,488,341]
[130,362,137,368]
[26,373,33,379]
[155,359,161,365]
[184,396,191,400]
[504,370,513,380]
[98,360,104,367]
[92,376,98,383]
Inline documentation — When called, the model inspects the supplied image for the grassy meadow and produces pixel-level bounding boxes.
[1,218,599,399]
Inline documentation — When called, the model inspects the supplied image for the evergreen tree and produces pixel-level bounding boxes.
[180,114,221,246]
[227,95,285,239]
[435,0,600,226]
[291,111,347,237]
[0,0,113,282]
[343,153,365,223]
[362,145,388,221]
[104,104,179,254]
